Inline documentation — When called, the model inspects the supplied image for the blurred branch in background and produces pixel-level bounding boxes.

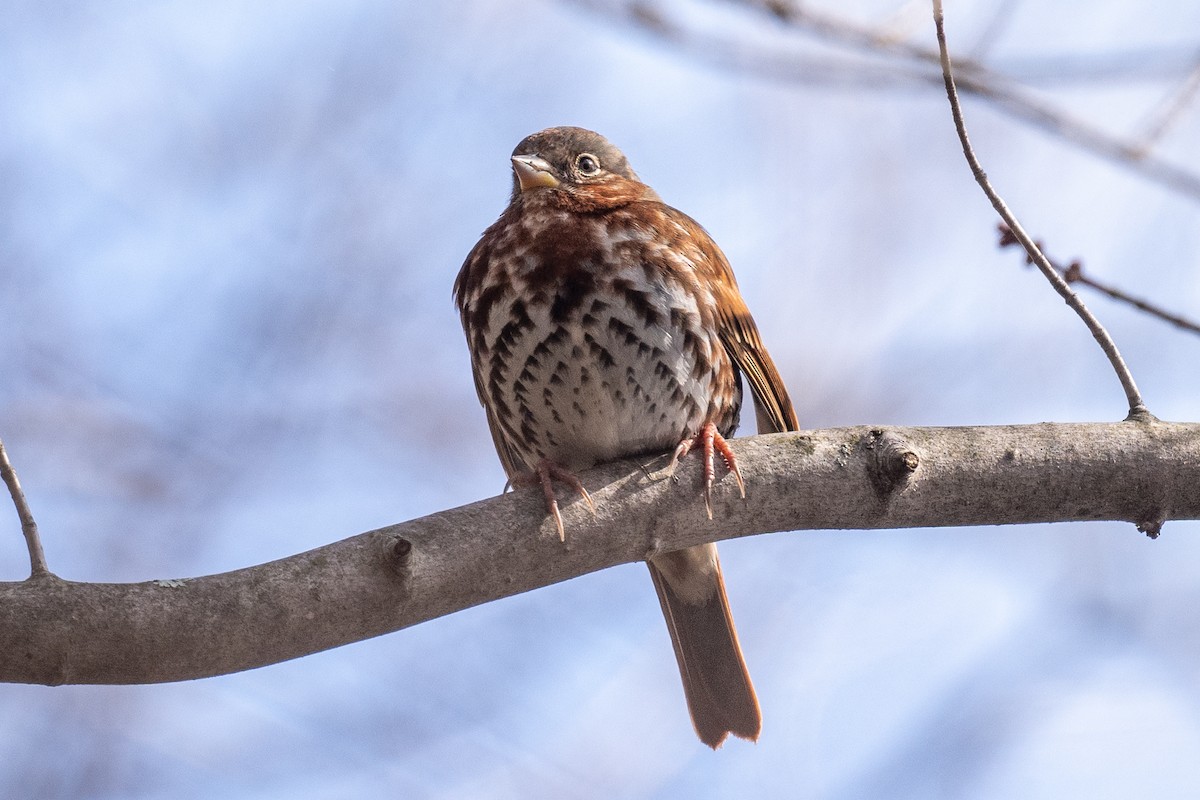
[1133,57,1200,157]
[567,0,1200,201]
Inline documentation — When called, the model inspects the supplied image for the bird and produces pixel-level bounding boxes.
[453,126,798,748]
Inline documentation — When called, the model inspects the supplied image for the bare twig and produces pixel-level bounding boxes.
[998,224,1200,336]
[0,438,51,579]
[933,0,1148,419]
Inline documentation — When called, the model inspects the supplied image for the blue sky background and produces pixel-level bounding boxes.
[2,1,1200,797]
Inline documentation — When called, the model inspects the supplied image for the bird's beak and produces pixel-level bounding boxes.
[511,154,560,192]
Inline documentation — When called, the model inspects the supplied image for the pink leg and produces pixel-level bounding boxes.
[667,422,746,519]
[513,460,595,541]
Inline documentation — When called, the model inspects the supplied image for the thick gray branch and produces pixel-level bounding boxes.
[3,420,1198,686]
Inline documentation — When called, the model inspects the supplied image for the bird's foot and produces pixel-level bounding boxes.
[512,459,595,541]
[667,422,745,520]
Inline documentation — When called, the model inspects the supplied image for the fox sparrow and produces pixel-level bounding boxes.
[453,127,798,748]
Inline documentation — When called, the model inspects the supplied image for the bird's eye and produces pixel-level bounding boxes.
[576,153,601,176]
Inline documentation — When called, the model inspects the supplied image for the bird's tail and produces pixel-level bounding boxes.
[647,544,760,748]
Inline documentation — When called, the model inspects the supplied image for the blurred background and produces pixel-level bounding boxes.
[2,0,1200,797]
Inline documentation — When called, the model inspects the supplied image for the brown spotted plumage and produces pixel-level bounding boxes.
[454,127,798,748]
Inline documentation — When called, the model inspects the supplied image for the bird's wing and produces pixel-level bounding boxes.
[663,207,799,435]
[716,288,799,434]
[469,361,526,480]
[455,234,528,481]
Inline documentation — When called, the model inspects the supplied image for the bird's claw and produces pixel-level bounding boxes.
[518,459,594,541]
[668,422,745,519]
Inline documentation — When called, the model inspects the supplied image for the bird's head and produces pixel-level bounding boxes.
[508,127,658,211]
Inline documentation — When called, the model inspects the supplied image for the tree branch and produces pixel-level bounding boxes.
[3,421,1198,687]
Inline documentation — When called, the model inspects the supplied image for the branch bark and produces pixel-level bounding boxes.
[3,420,1198,686]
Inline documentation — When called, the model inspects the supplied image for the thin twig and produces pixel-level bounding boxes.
[932,0,1149,420]
[0,438,51,578]
[998,224,1200,336]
